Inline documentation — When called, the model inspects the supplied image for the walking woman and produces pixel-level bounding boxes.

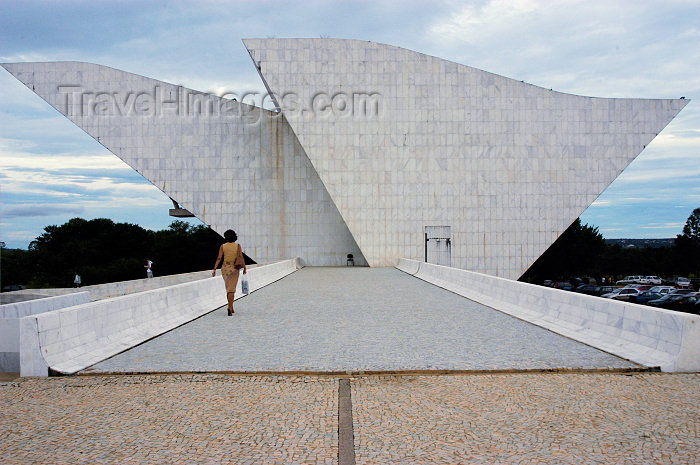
[212,230,247,316]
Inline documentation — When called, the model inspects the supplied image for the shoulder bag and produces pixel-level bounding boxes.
[234,243,245,270]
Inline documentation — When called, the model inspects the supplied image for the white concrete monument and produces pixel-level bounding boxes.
[2,39,689,277]
[1,62,366,266]
[244,38,688,278]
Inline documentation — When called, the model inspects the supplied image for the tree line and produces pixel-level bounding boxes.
[3,208,700,289]
[520,208,700,284]
[1,218,225,289]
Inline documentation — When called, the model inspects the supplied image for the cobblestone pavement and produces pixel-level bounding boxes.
[351,373,700,464]
[0,374,338,465]
[1,373,697,464]
[86,268,636,373]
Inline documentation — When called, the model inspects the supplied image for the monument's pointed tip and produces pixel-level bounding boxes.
[0,62,22,75]
[242,38,268,51]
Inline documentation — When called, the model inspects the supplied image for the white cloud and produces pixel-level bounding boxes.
[640,222,685,230]
[0,53,51,62]
[0,150,129,171]
[616,167,700,184]
[4,204,85,218]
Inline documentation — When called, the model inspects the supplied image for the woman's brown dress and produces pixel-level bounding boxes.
[221,242,242,292]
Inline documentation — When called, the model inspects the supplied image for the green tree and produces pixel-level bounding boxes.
[26,218,154,287]
[674,207,700,277]
[681,207,700,243]
[520,218,607,283]
[151,220,223,276]
[4,218,229,288]
[1,247,36,289]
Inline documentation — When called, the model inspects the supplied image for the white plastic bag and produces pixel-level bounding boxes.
[241,274,249,295]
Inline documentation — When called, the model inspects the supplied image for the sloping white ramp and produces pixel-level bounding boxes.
[20,259,300,376]
[397,259,700,372]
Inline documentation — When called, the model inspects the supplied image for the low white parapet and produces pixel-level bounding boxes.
[3,269,224,303]
[396,258,700,372]
[20,258,300,376]
[0,292,91,372]
[77,270,214,300]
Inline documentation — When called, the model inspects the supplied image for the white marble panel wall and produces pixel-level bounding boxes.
[397,258,700,372]
[0,292,90,372]
[1,62,366,266]
[245,38,689,279]
[19,259,299,376]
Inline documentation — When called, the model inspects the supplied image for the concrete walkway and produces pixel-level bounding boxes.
[2,373,698,464]
[84,267,637,374]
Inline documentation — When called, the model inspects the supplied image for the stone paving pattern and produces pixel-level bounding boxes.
[87,268,637,373]
[351,373,700,464]
[0,374,338,465]
[1,373,698,464]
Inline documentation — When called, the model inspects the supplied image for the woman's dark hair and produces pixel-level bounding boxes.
[223,230,237,243]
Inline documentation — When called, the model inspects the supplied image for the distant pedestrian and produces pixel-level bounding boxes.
[74,273,82,288]
[145,259,153,278]
[212,230,247,316]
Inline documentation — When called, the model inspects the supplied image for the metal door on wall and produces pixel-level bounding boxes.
[424,226,451,267]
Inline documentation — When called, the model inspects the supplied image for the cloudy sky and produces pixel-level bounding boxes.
[0,0,698,249]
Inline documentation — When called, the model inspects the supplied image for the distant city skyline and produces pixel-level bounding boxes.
[1,0,698,249]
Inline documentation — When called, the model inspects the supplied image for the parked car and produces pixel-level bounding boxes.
[632,291,663,304]
[648,294,680,308]
[602,289,621,299]
[648,286,674,295]
[641,276,662,285]
[669,288,695,295]
[575,284,600,296]
[648,293,697,312]
[670,295,697,313]
[543,280,554,287]
[2,284,25,291]
[602,288,640,301]
[597,286,616,296]
[623,284,652,291]
[553,281,574,291]
[675,277,691,288]
[616,276,643,285]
